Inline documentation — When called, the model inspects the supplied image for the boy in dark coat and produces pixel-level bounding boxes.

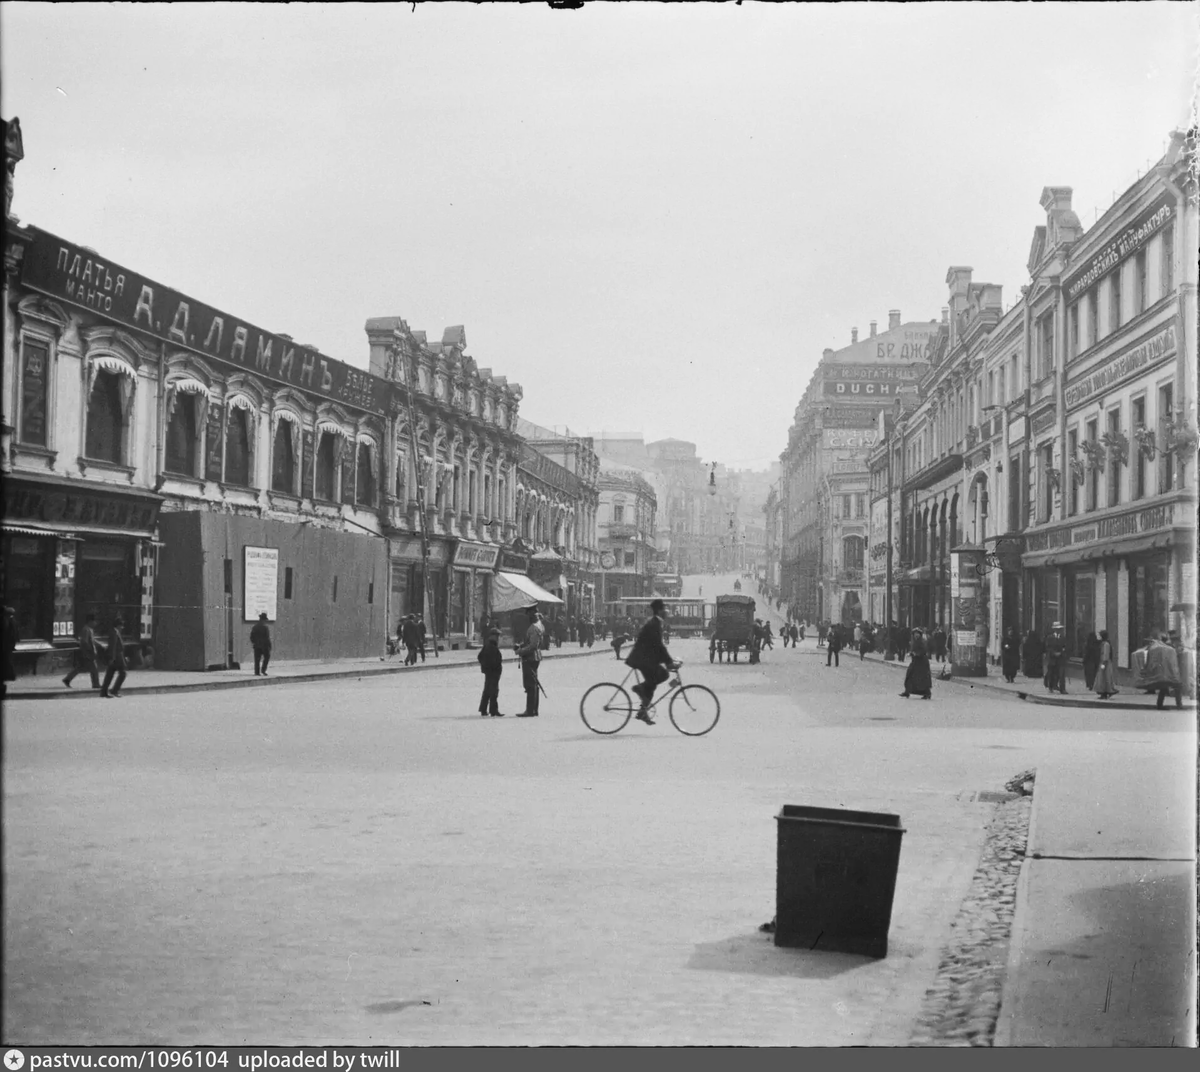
[477,629,504,717]
[250,612,272,676]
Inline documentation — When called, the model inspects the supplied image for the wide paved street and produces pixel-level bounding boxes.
[3,584,1190,1045]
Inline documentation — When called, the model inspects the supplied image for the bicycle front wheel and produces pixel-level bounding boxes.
[669,684,720,736]
[580,683,633,734]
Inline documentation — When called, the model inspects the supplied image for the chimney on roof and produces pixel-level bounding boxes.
[822,348,835,361]
[851,327,858,344]
[869,321,877,337]
[941,307,949,324]
[888,310,901,331]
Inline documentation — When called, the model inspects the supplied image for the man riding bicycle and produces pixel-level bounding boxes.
[626,598,680,725]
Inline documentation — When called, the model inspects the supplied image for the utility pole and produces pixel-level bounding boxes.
[885,429,895,661]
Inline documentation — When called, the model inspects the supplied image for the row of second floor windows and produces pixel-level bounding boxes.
[11,344,385,508]
[1033,381,1182,524]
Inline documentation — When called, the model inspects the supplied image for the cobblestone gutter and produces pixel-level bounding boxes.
[908,770,1035,1047]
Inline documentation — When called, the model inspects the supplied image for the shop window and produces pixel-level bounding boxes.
[224,409,251,487]
[624,551,635,567]
[315,432,337,501]
[3,534,55,642]
[355,443,375,507]
[1132,397,1146,500]
[1106,408,1121,507]
[272,420,296,494]
[165,395,199,476]
[284,567,294,600]
[19,337,50,447]
[77,540,137,638]
[1158,383,1174,493]
[1130,555,1170,648]
[85,370,126,463]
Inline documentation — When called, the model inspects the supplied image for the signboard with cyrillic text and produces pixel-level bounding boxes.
[243,546,279,622]
[21,228,386,415]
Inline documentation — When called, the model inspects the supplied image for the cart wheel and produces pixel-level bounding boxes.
[580,683,633,735]
[670,685,720,736]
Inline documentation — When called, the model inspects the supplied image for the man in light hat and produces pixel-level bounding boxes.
[515,604,545,717]
[1044,621,1068,694]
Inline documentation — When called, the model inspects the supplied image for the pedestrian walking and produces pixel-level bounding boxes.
[1021,628,1044,679]
[900,628,933,699]
[63,613,102,690]
[931,625,947,664]
[1093,630,1118,699]
[250,612,272,676]
[100,615,128,698]
[477,628,505,717]
[858,622,872,661]
[825,624,842,667]
[1134,633,1182,709]
[1000,626,1021,683]
[817,621,827,647]
[1044,622,1068,694]
[553,615,566,648]
[798,622,805,643]
[417,617,428,662]
[1082,630,1102,692]
[515,605,545,717]
[2,605,20,693]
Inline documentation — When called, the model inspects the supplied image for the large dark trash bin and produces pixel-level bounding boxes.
[774,804,905,958]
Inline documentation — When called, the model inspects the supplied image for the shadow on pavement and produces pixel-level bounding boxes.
[688,931,874,979]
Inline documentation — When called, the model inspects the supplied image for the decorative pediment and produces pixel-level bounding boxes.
[1026,226,1046,276]
[82,324,156,369]
[223,371,268,408]
[271,386,315,417]
[17,294,70,330]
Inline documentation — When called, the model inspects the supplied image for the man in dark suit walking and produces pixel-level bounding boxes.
[100,616,128,698]
[250,612,272,676]
[625,598,679,726]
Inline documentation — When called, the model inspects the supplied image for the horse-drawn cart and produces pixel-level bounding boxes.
[709,594,756,663]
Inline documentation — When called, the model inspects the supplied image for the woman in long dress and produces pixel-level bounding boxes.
[1082,631,1102,691]
[1093,630,1119,699]
[1000,626,1021,683]
[901,627,933,699]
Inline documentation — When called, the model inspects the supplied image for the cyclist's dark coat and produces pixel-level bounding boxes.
[625,614,670,671]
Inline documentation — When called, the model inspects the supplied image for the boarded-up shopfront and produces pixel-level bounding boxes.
[155,511,388,670]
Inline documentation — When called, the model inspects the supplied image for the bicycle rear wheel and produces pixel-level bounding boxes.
[580,683,633,734]
[669,684,720,736]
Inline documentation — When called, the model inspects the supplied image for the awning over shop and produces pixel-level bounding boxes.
[1023,532,1177,569]
[491,571,564,613]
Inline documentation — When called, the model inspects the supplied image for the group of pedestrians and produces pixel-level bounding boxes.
[477,604,546,718]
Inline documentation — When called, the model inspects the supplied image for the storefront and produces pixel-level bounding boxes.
[1022,495,1193,668]
[451,540,500,642]
[1,472,162,673]
[387,533,452,638]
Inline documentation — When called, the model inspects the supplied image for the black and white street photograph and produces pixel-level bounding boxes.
[2,1,1198,1050]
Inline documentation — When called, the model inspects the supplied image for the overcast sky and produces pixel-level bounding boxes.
[3,2,1196,470]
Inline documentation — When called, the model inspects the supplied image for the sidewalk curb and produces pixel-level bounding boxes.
[2,647,610,701]
[1015,690,1195,711]
[993,847,1036,1047]
[857,647,1195,711]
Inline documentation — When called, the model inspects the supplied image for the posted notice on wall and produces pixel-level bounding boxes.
[244,546,279,622]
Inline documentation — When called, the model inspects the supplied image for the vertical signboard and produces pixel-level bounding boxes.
[52,541,76,637]
[950,546,987,677]
[244,546,279,621]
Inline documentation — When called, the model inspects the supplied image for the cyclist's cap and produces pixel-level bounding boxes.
[650,599,665,612]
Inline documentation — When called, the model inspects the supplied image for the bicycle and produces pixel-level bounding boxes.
[579,663,720,736]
